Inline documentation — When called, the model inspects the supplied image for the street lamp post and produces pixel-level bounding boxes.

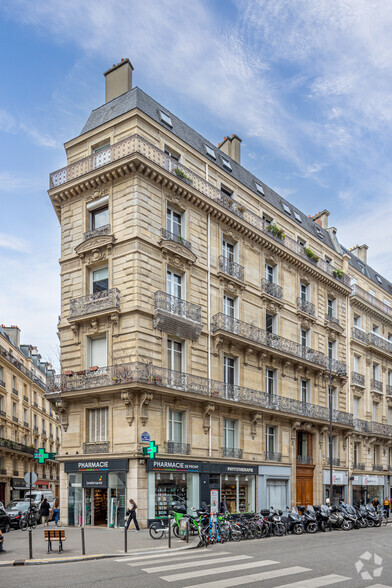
[329,360,333,504]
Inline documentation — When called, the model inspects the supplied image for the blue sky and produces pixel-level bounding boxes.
[1,0,392,368]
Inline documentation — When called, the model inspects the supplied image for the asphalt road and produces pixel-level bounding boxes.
[2,525,392,587]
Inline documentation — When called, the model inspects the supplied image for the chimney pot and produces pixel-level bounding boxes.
[350,244,368,264]
[219,134,242,164]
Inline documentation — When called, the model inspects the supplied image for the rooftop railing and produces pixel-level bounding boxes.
[212,313,347,375]
[0,344,46,391]
[49,134,351,288]
[46,361,353,426]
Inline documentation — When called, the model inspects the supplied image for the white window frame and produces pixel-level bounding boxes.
[301,379,310,404]
[223,295,236,318]
[166,270,183,299]
[265,263,277,284]
[265,368,277,396]
[87,334,107,368]
[266,312,277,335]
[168,408,186,444]
[166,205,183,237]
[266,425,277,453]
[300,282,310,302]
[223,418,238,449]
[167,338,184,373]
[222,238,236,263]
[88,407,108,442]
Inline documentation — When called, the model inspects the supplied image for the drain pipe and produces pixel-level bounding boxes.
[207,163,212,457]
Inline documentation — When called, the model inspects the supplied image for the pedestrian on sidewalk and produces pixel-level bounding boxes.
[126,499,140,531]
[0,529,4,553]
[383,497,390,519]
[40,498,50,527]
[51,497,60,526]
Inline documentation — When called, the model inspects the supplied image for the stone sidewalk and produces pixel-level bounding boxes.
[0,524,196,565]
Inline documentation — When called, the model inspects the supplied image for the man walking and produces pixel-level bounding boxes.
[383,497,390,519]
[40,498,50,527]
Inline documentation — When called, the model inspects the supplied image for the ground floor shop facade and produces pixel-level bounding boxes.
[351,475,388,505]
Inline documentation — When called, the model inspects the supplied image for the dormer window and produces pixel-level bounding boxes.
[294,212,302,223]
[221,156,232,171]
[255,182,264,195]
[282,203,291,215]
[159,110,172,127]
[375,274,382,284]
[164,145,181,162]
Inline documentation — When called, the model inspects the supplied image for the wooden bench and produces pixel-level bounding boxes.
[44,529,66,554]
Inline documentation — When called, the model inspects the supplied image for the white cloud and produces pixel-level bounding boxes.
[0,232,29,252]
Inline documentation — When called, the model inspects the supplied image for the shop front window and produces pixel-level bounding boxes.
[220,474,255,514]
[68,473,83,526]
[149,471,199,520]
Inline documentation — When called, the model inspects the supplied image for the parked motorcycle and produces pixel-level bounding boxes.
[298,505,318,533]
[313,504,331,532]
[261,508,286,536]
[328,505,352,530]
[281,506,304,535]
[365,503,380,527]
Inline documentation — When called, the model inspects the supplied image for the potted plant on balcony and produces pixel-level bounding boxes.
[175,167,193,185]
[267,223,286,241]
[76,369,86,376]
[333,268,345,279]
[64,370,74,376]
[237,205,245,216]
[89,366,99,372]
[177,235,185,245]
[303,246,319,263]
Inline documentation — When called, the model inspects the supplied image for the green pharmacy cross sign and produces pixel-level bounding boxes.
[143,441,158,459]
[34,447,56,464]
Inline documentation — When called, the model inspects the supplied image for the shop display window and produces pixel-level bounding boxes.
[220,474,255,513]
[148,471,199,520]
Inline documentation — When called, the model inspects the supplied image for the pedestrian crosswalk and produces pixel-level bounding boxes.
[115,549,391,587]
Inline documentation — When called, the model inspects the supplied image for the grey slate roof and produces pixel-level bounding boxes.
[81,86,391,295]
[341,246,392,296]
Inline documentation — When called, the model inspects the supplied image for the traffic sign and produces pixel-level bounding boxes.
[34,448,56,464]
[143,441,158,459]
[24,472,38,485]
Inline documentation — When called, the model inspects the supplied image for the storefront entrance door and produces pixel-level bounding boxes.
[296,465,314,506]
[267,480,287,511]
[84,488,108,526]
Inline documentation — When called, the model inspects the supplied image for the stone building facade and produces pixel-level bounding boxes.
[46,59,392,527]
[0,326,60,505]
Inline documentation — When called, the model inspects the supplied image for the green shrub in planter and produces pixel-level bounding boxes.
[267,223,286,241]
[303,246,319,263]
[175,167,193,183]
[333,268,345,279]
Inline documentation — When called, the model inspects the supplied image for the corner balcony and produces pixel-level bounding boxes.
[83,442,109,454]
[261,279,283,302]
[211,313,347,376]
[218,256,244,284]
[161,228,192,251]
[153,291,202,341]
[351,284,392,324]
[165,442,191,455]
[69,288,120,322]
[0,437,35,455]
[159,228,196,265]
[297,298,316,318]
[46,362,353,427]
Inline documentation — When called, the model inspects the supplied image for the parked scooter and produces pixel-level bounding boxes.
[281,506,304,535]
[328,505,352,530]
[366,503,381,527]
[313,504,331,532]
[355,504,368,528]
[298,505,318,533]
[261,508,286,536]
[340,504,358,529]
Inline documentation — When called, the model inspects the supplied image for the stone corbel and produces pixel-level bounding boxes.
[214,336,224,357]
[319,426,329,447]
[258,352,268,370]
[203,403,215,434]
[121,391,135,426]
[282,361,291,378]
[109,313,119,336]
[313,371,322,388]
[243,347,254,366]
[55,399,69,432]
[291,421,302,441]
[250,412,263,439]
[343,431,352,450]
[70,323,79,343]
[140,392,153,426]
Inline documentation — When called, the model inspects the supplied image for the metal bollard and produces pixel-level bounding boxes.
[186,520,189,543]
[81,527,86,555]
[124,521,128,553]
[29,527,33,559]
[168,516,171,549]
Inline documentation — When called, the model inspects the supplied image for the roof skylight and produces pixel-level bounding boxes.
[159,110,173,127]
[255,182,265,195]
[375,274,382,284]
[282,203,291,214]
[221,156,232,171]
[294,211,302,223]
[205,144,216,159]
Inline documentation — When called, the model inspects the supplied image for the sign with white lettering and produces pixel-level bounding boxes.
[65,459,128,473]
[82,472,108,488]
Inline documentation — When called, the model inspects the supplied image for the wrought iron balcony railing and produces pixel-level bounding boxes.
[261,279,283,300]
[12,416,18,423]
[166,442,191,455]
[212,313,347,375]
[24,421,29,428]
[49,134,351,287]
[325,312,340,326]
[0,410,5,417]
[351,284,392,318]
[352,372,365,387]
[0,344,46,391]
[69,288,120,319]
[297,298,316,317]
[0,379,5,388]
[368,332,392,355]
[23,395,29,403]
[12,388,19,396]
[154,291,203,341]
[47,362,353,426]
[352,462,365,470]
[371,379,383,393]
[218,256,244,282]
[352,327,367,344]
[222,447,243,459]
[83,442,109,454]
[297,455,312,464]
[373,464,384,472]
[0,437,35,455]
[0,468,6,475]
[327,457,340,466]
[161,228,192,251]
[387,385,392,397]
[354,419,392,436]
[83,224,111,241]
[265,451,282,462]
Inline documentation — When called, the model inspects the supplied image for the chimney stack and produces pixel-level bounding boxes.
[104,58,134,103]
[218,134,242,165]
[311,209,330,229]
[2,325,21,348]
[350,244,368,264]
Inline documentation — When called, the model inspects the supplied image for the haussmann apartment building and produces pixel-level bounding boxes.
[46,59,392,528]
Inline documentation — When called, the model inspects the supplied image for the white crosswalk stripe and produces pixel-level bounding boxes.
[117,549,231,564]
[186,565,311,587]
[142,554,252,573]
[272,574,351,588]
[160,559,281,582]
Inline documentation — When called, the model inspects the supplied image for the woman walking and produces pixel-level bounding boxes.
[40,498,50,527]
[126,499,140,531]
[51,497,60,526]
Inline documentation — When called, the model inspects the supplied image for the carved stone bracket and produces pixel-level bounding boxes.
[213,336,224,357]
[140,392,153,426]
[121,391,135,426]
[291,421,302,441]
[250,412,263,439]
[282,361,291,378]
[55,399,69,432]
[319,426,329,447]
[343,431,352,450]
[75,234,116,264]
[203,403,215,434]
[243,347,254,366]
